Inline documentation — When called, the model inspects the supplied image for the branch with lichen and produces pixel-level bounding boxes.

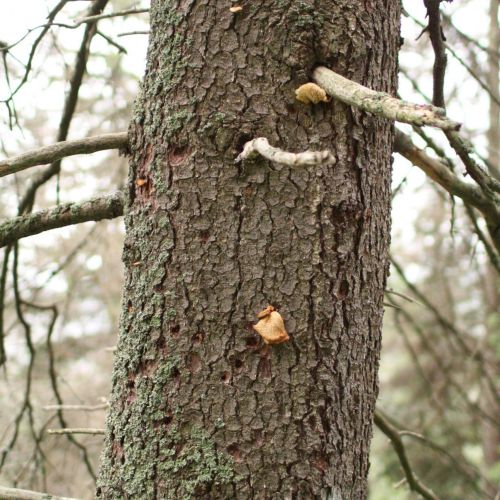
[0,485,78,500]
[0,132,128,177]
[235,137,335,166]
[0,192,124,248]
[312,66,460,131]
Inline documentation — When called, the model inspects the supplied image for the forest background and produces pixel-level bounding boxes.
[0,0,498,499]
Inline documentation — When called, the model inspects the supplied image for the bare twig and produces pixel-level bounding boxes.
[391,257,500,407]
[235,137,335,166]
[0,192,124,248]
[38,302,96,480]
[423,0,447,108]
[17,0,110,214]
[464,205,500,273]
[74,8,149,26]
[0,485,78,500]
[442,12,500,59]
[43,403,108,412]
[445,130,500,196]
[47,428,105,435]
[0,132,128,177]
[394,129,500,252]
[117,30,150,37]
[374,409,440,500]
[312,66,460,131]
[0,0,69,104]
[385,289,422,306]
[96,30,127,54]
[410,12,500,108]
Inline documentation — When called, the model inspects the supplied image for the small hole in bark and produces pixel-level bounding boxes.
[308,415,317,430]
[258,357,271,379]
[170,324,180,335]
[226,444,242,462]
[285,101,296,114]
[245,336,259,348]
[199,230,210,243]
[174,442,184,458]
[157,334,166,350]
[188,353,202,373]
[127,300,134,313]
[234,358,243,369]
[252,429,264,447]
[153,284,164,293]
[243,186,254,198]
[96,487,102,497]
[337,279,349,300]
[313,453,328,472]
[234,132,252,154]
[168,144,191,167]
[192,331,205,345]
[220,371,231,384]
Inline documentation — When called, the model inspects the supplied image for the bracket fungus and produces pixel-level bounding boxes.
[253,305,290,345]
[295,82,330,104]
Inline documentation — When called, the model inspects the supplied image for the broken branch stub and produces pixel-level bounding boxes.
[235,137,335,166]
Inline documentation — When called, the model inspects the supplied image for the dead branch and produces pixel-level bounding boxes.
[17,0,110,214]
[0,485,78,500]
[394,129,500,251]
[374,409,440,500]
[0,132,128,177]
[0,192,124,248]
[312,66,460,131]
[43,403,108,412]
[74,8,149,26]
[235,137,335,166]
[423,0,447,108]
[47,428,105,435]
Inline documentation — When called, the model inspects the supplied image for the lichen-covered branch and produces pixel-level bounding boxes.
[374,409,440,500]
[0,485,78,500]
[0,132,128,177]
[313,66,460,131]
[0,192,124,248]
[235,137,335,166]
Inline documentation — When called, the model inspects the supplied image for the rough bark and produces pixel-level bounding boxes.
[97,1,400,498]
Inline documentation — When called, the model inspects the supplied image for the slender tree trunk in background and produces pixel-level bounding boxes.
[97,1,400,498]
[481,0,499,492]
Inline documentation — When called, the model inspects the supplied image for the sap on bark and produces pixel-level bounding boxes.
[252,305,290,345]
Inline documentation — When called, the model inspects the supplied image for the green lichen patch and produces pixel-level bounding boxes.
[156,425,236,498]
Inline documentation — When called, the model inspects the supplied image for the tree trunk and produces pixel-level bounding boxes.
[96,1,400,498]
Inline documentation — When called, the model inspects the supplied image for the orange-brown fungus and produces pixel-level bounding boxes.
[253,305,290,345]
